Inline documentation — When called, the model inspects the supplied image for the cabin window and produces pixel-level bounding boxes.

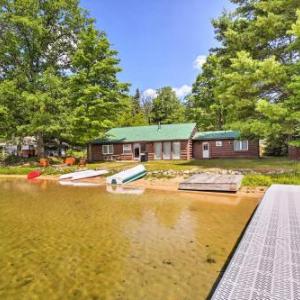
[141,143,146,153]
[102,144,113,155]
[234,140,248,151]
[216,141,223,147]
[123,144,132,154]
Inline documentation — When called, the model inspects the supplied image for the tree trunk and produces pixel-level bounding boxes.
[36,133,45,158]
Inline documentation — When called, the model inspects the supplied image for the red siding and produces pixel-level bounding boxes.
[193,139,259,159]
[288,145,300,160]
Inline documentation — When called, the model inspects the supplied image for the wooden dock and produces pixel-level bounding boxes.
[211,184,300,300]
[178,174,243,192]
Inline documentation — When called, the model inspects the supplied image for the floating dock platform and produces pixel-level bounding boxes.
[179,174,243,192]
[211,184,300,300]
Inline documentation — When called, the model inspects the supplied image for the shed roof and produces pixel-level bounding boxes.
[193,130,240,141]
[92,123,196,144]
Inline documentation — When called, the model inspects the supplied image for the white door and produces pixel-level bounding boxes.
[172,142,180,160]
[154,142,162,160]
[163,142,171,160]
[133,143,140,160]
[202,142,210,159]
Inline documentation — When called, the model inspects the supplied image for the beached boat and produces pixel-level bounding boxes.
[59,170,90,180]
[71,170,108,180]
[27,170,42,180]
[106,165,146,185]
[59,169,108,181]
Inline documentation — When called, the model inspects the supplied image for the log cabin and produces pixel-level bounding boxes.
[88,123,260,162]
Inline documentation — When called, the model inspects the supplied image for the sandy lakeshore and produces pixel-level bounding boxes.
[0,174,266,200]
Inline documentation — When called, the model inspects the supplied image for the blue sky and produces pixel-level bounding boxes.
[80,0,234,97]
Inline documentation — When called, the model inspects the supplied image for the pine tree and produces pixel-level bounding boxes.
[64,25,129,144]
[189,0,300,154]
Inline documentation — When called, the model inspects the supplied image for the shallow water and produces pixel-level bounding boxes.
[0,178,259,300]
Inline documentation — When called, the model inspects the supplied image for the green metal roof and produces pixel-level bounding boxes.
[193,130,240,141]
[92,123,196,144]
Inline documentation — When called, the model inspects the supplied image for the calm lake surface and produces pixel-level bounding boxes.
[0,178,259,300]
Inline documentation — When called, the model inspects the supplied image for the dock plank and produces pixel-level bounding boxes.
[179,174,243,192]
[211,184,300,300]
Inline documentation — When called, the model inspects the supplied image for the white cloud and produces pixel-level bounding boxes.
[142,85,192,100]
[172,85,192,98]
[193,55,207,70]
[142,88,158,99]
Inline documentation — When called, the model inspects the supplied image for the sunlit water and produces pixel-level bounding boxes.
[0,178,259,299]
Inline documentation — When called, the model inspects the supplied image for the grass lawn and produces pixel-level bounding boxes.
[145,157,300,172]
[86,157,299,172]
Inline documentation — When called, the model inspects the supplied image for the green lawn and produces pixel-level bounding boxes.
[86,157,299,172]
[144,157,299,172]
[242,173,300,186]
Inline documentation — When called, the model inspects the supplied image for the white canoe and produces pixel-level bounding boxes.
[71,170,108,180]
[106,164,146,185]
[59,170,90,180]
[59,169,108,181]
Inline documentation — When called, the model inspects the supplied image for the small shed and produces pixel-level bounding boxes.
[288,140,300,160]
[192,130,259,159]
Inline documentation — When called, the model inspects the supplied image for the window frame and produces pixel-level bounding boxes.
[234,140,248,152]
[102,144,114,155]
[122,144,132,154]
[216,141,223,147]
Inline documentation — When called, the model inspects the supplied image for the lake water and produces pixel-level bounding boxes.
[0,178,259,299]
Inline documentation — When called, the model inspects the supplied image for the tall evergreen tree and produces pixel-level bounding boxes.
[64,25,129,144]
[188,0,300,154]
[132,88,141,115]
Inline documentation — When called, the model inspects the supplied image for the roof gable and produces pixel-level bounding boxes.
[92,123,196,144]
[193,130,240,141]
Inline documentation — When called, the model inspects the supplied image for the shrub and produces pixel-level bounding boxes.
[66,149,87,159]
[0,151,8,165]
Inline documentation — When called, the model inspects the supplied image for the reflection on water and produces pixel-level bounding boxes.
[106,185,145,195]
[0,178,259,300]
[59,181,101,187]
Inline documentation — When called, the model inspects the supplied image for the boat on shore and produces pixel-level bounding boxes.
[27,170,42,180]
[106,165,146,185]
[59,169,108,181]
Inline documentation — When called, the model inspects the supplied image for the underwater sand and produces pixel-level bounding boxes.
[0,178,259,299]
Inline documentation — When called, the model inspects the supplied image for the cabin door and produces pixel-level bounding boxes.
[172,142,180,160]
[133,143,141,160]
[154,142,162,160]
[202,142,210,159]
[163,142,171,160]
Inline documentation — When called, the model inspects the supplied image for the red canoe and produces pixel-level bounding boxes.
[27,170,42,180]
